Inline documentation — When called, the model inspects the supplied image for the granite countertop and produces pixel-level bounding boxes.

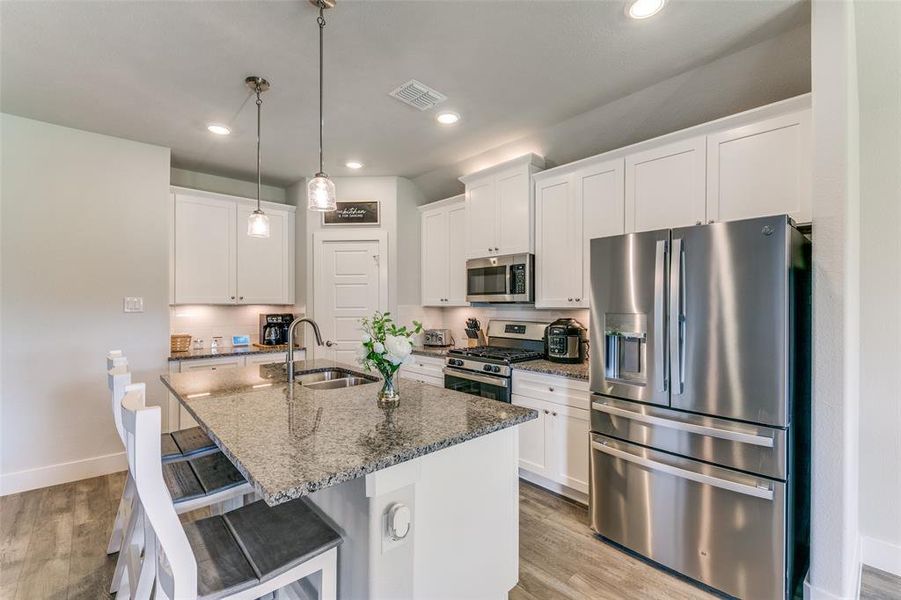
[411,345,456,358]
[513,359,589,381]
[169,345,305,362]
[161,359,536,505]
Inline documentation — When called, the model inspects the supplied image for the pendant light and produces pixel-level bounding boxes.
[246,75,271,238]
[307,0,337,212]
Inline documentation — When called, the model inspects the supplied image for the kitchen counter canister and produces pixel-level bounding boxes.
[161,358,536,506]
[513,358,590,381]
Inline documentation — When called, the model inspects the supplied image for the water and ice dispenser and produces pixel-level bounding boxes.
[604,313,648,386]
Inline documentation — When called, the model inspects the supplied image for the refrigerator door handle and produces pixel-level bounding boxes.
[670,237,685,395]
[653,239,668,393]
[591,440,775,500]
[591,400,775,447]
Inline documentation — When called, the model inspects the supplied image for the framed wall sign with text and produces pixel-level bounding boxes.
[322,201,380,226]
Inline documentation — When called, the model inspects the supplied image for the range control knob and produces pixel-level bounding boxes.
[483,364,492,372]
[492,365,501,373]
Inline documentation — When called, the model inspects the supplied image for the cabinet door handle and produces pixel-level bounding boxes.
[552,412,558,417]
[488,248,492,253]
[239,296,244,300]
[568,298,573,302]
[549,387,555,392]
[708,219,715,224]
[230,296,236,300]
[494,247,499,251]
[544,409,550,414]
[695,221,702,226]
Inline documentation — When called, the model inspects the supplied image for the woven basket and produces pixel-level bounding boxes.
[170,334,192,353]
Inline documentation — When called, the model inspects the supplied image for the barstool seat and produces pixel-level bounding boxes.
[162,426,218,462]
[184,499,342,600]
[163,452,248,504]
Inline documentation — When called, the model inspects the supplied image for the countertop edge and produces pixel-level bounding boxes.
[168,346,306,362]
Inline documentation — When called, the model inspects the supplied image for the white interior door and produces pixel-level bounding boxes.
[314,237,386,363]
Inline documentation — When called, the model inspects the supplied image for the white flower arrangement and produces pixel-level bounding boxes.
[357,312,423,379]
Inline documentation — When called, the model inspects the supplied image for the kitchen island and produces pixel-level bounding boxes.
[161,359,536,600]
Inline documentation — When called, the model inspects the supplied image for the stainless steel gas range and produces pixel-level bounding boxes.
[443,320,548,402]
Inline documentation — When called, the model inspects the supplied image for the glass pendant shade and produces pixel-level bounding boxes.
[307,174,337,211]
[247,209,271,238]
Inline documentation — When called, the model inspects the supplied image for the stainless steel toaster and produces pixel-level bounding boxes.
[423,328,454,347]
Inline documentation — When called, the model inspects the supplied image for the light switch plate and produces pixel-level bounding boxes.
[123,297,144,313]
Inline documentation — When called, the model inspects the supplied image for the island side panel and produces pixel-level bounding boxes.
[413,426,520,599]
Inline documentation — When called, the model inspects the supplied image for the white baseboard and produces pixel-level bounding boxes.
[0,451,127,496]
[862,535,901,578]
[518,469,588,505]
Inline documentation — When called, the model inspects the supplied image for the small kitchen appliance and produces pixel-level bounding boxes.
[444,320,549,402]
[259,313,294,346]
[423,329,454,347]
[465,254,534,303]
[545,318,588,364]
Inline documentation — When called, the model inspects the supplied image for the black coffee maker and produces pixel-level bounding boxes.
[259,314,294,346]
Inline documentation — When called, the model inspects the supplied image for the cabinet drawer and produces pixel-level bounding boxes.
[512,370,589,410]
[404,355,445,379]
[178,356,243,372]
[399,372,444,388]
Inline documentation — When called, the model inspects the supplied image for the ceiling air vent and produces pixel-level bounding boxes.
[389,79,447,111]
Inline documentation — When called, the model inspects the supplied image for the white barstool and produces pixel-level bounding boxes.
[121,383,340,600]
[106,354,253,595]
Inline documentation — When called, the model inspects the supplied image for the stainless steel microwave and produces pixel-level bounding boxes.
[465,254,534,303]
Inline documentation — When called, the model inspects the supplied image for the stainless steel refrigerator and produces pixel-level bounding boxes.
[588,215,810,600]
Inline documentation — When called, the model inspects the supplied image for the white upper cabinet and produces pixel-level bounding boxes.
[535,157,624,309]
[172,189,295,305]
[236,204,294,305]
[461,154,544,259]
[446,202,468,304]
[706,108,811,224]
[174,193,237,304]
[625,136,706,233]
[420,195,468,307]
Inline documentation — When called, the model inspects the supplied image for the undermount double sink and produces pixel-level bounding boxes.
[295,368,379,390]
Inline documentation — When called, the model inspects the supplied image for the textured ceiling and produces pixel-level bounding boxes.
[1,0,809,189]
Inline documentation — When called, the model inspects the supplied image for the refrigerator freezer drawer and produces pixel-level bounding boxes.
[590,433,787,599]
[591,395,787,480]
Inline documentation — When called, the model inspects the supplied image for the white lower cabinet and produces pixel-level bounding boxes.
[399,354,445,387]
[512,371,590,500]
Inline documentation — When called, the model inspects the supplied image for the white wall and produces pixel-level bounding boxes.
[413,24,811,201]
[300,176,423,322]
[806,2,861,598]
[0,114,171,494]
[856,0,901,576]
[170,167,286,204]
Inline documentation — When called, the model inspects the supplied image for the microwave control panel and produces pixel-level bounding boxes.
[510,264,526,294]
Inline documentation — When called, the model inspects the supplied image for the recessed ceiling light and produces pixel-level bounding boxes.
[627,0,665,19]
[207,123,231,135]
[345,161,364,169]
[436,111,461,125]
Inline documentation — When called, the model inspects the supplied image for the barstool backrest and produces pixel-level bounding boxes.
[120,384,198,599]
[108,366,131,447]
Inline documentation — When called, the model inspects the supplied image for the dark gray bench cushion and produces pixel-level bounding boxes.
[183,516,257,600]
[224,499,342,582]
[171,426,217,457]
[189,453,246,495]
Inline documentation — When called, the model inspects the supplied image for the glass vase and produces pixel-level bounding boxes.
[377,368,400,408]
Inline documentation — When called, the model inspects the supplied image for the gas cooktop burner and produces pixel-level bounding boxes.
[447,346,544,363]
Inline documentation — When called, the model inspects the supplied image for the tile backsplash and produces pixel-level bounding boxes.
[170,305,304,348]
[397,304,590,348]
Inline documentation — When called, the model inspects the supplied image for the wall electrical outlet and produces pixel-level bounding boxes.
[123,297,144,313]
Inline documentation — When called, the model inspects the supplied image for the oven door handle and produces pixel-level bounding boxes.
[443,367,509,388]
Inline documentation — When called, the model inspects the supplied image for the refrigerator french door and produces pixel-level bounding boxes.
[588,215,810,600]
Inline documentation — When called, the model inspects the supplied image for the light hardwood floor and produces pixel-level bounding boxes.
[1,473,899,599]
